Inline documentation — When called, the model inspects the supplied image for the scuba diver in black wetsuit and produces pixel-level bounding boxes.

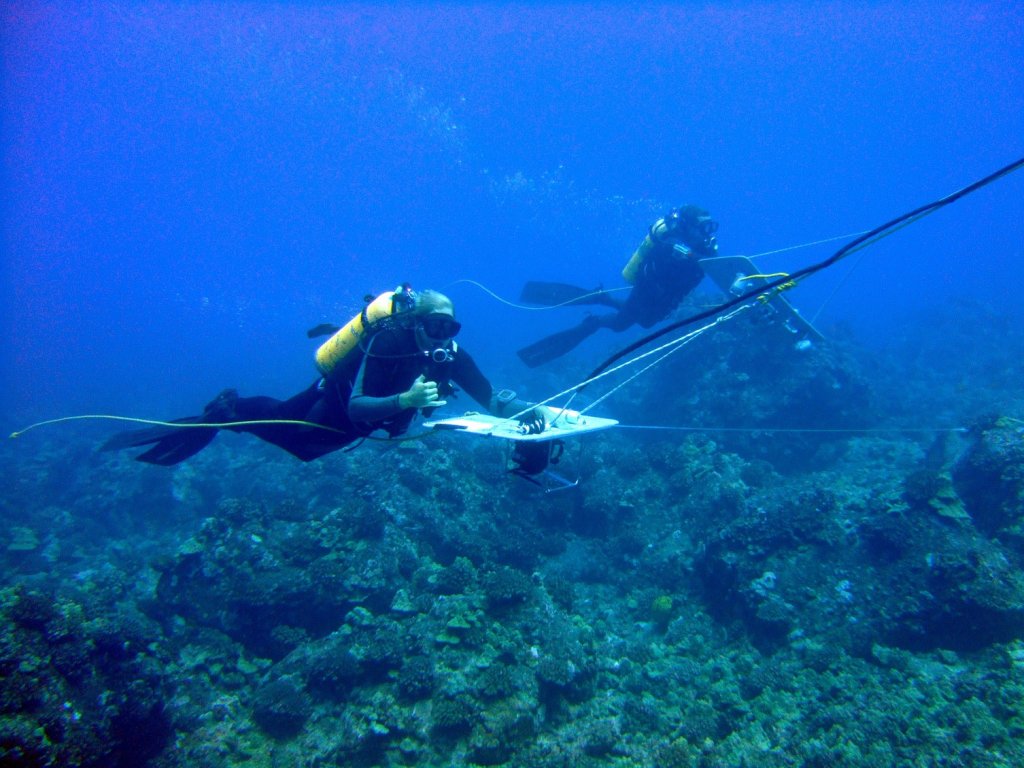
[103,287,546,465]
[517,205,719,368]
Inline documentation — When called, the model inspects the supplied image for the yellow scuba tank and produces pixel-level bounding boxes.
[621,218,672,285]
[315,286,415,376]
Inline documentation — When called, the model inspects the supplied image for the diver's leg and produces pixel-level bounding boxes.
[227,381,357,461]
[597,311,635,333]
[104,384,353,464]
[520,281,623,309]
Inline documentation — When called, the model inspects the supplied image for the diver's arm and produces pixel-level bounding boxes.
[453,350,546,432]
[346,338,415,422]
[450,349,500,412]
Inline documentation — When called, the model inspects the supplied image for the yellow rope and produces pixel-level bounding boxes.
[757,280,797,304]
[10,414,350,439]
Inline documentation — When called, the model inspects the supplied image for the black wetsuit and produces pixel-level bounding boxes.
[106,323,506,465]
[605,243,705,330]
[516,242,706,368]
[226,324,497,461]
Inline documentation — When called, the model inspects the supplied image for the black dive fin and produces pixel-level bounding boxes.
[101,389,238,466]
[101,417,219,466]
[520,281,619,309]
[516,319,603,368]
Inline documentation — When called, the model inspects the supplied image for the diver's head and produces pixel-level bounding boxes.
[666,205,718,256]
[413,290,461,360]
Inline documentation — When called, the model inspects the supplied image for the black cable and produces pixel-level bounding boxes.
[585,155,1024,383]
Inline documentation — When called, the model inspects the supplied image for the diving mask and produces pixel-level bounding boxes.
[419,314,461,342]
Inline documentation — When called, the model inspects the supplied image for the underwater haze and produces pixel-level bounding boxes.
[2,2,1022,420]
[3,3,1024,767]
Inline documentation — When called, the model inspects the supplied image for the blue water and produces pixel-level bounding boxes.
[4,6,1024,765]
[2,2,1022,423]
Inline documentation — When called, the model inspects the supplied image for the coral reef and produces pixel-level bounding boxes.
[952,415,1024,538]
[2,301,1024,766]
[0,586,171,767]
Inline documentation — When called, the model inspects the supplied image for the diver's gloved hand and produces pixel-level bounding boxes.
[516,407,547,435]
[491,389,546,433]
[399,375,443,409]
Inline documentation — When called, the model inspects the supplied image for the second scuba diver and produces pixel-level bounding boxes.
[103,287,547,464]
[517,205,719,367]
